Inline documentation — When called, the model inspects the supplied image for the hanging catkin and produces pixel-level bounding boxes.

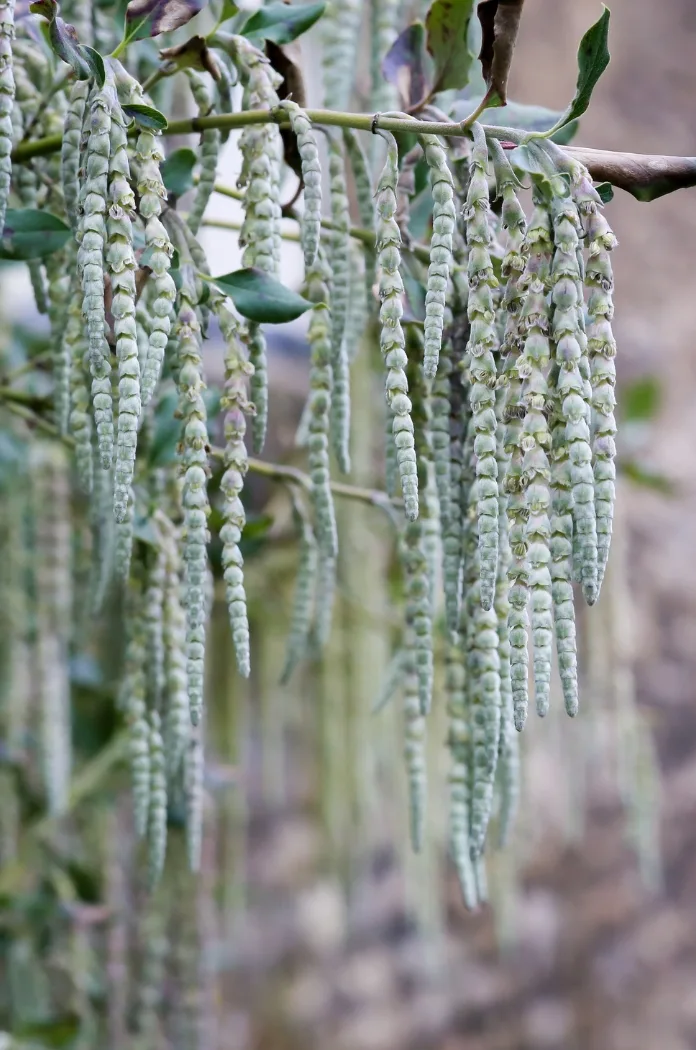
[281,493,318,685]
[376,131,418,520]
[420,135,455,378]
[65,280,95,493]
[121,575,150,837]
[176,269,210,727]
[342,127,376,301]
[161,526,189,778]
[402,635,426,852]
[61,79,89,231]
[147,710,167,887]
[327,133,352,473]
[277,100,322,268]
[446,636,477,908]
[305,252,338,559]
[186,72,220,235]
[322,0,362,111]
[465,124,500,611]
[0,0,14,234]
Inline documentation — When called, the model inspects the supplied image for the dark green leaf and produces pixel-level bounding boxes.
[122,103,168,130]
[12,1014,81,1048]
[595,180,614,203]
[242,513,273,541]
[29,0,106,84]
[382,22,430,110]
[0,209,71,260]
[620,460,675,496]
[241,1,326,45]
[125,0,204,41]
[208,268,313,324]
[543,6,610,137]
[621,376,661,422]
[425,0,477,95]
[477,0,525,107]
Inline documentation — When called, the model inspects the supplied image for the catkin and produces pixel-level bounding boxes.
[465,124,500,610]
[403,638,426,852]
[446,636,477,908]
[401,520,433,716]
[327,134,352,473]
[147,710,167,887]
[65,282,95,493]
[122,579,150,837]
[144,538,166,706]
[108,114,140,524]
[135,128,175,408]
[305,253,338,559]
[79,79,115,471]
[176,273,210,727]
[162,531,189,778]
[278,100,322,268]
[322,0,362,111]
[342,127,376,301]
[186,72,220,235]
[431,334,452,527]
[185,724,204,872]
[420,135,455,378]
[61,79,89,231]
[495,494,519,846]
[0,0,14,234]
[219,306,252,678]
[281,495,317,685]
[114,487,135,581]
[376,132,418,520]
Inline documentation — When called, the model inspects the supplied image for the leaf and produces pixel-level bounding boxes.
[477,0,525,106]
[595,180,614,203]
[0,210,71,260]
[425,0,477,95]
[161,147,197,197]
[620,460,675,496]
[208,268,313,324]
[543,6,610,137]
[121,103,168,130]
[621,376,661,422]
[159,35,221,78]
[241,1,326,45]
[12,1015,81,1049]
[29,0,105,84]
[382,22,430,110]
[125,0,205,41]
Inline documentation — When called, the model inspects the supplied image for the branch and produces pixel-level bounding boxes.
[10,107,696,200]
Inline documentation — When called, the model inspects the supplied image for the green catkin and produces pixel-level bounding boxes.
[91,464,115,612]
[402,636,426,852]
[133,901,167,1045]
[443,368,464,639]
[420,135,455,378]
[465,124,500,610]
[280,496,318,685]
[277,100,322,268]
[376,132,418,520]
[322,0,362,111]
[135,128,176,408]
[65,284,95,493]
[327,134,352,473]
[122,580,150,837]
[518,199,554,717]
[0,0,14,233]
[61,79,89,231]
[312,550,336,650]
[342,128,376,300]
[401,519,433,717]
[176,273,210,727]
[145,540,166,706]
[494,449,519,845]
[504,445,529,732]
[446,636,477,908]
[219,307,252,678]
[370,0,400,114]
[79,79,115,471]
[114,487,135,580]
[108,114,140,525]
[162,533,189,777]
[186,72,220,235]
[305,254,338,559]
[45,254,73,437]
[185,724,204,872]
[431,334,452,526]
[372,647,404,714]
[345,240,369,363]
[579,170,618,594]
[147,710,167,888]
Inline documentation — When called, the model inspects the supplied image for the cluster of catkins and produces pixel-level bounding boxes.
[1,1,620,900]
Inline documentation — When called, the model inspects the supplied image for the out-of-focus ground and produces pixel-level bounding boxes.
[211,3,696,1049]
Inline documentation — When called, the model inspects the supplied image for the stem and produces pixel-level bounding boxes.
[142,67,167,94]
[21,70,73,141]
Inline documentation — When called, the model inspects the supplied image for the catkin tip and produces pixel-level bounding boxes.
[583,581,598,606]
[190,710,200,727]
[423,359,438,380]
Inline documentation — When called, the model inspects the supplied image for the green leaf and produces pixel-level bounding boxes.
[207,268,313,324]
[0,210,72,261]
[12,1015,81,1049]
[477,0,525,107]
[122,103,168,130]
[620,460,675,496]
[542,6,610,137]
[621,376,661,422]
[595,180,614,203]
[29,0,106,84]
[124,0,205,41]
[241,1,326,45]
[425,0,477,95]
[382,22,430,110]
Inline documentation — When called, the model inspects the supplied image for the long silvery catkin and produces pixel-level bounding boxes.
[108,114,140,524]
[219,305,252,678]
[580,170,618,595]
[280,495,318,684]
[376,132,418,520]
[494,484,519,846]
[135,128,175,408]
[78,80,115,471]
[144,536,166,707]
[61,79,89,231]
[446,636,477,908]
[342,127,376,301]
[305,253,338,560]
[65,282,94,493]
[0,0,14,234]
[443,366,464,638]
[403,635,426,852]
[327,134,351,473]
[431,334,452,527]
[161,529,189,778]
[322,0,362,111]
[185,723,204,872]
[121,577,150,837]
[147,710,167,888]
[176,272,210,727]
[420,135,455,378]
[186,72,220,235]
[277,100,321,268]
[465,124,499,610]
[401,520,433,717]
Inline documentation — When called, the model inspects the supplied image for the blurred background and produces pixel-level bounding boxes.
[2,0,696,1048]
